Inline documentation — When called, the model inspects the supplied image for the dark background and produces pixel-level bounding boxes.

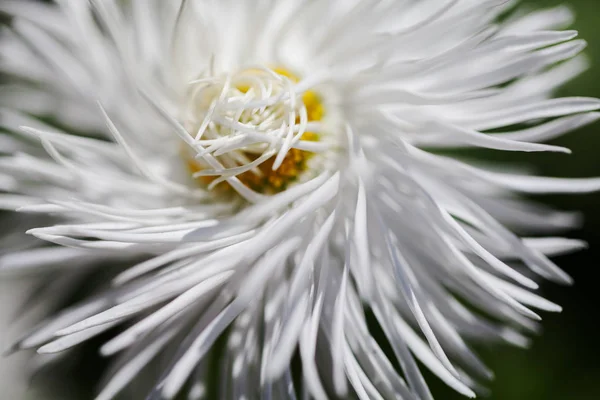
[431,0,600,399]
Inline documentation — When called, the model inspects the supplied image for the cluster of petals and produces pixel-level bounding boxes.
[0,1,599,399]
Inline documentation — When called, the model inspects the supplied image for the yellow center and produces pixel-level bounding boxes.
[185,67,325,195]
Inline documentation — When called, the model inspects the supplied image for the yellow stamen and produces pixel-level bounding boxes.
[185,67,326,196]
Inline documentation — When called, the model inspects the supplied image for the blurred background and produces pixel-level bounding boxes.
[2,0,600,399]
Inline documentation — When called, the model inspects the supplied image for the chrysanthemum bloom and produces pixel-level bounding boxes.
[1,0,599,399]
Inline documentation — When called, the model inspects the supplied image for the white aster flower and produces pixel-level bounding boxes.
[1,0,599,399]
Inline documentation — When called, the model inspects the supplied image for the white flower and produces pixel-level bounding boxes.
[1,0,599,399]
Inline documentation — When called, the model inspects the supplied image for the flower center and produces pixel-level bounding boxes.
[182,66,327,196]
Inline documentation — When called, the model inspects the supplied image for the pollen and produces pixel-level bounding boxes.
[184,67,326,196]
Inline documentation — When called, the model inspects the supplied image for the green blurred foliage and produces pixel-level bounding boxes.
[430,1,600,399]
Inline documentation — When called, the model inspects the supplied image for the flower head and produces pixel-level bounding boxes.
[1,1,599,399]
